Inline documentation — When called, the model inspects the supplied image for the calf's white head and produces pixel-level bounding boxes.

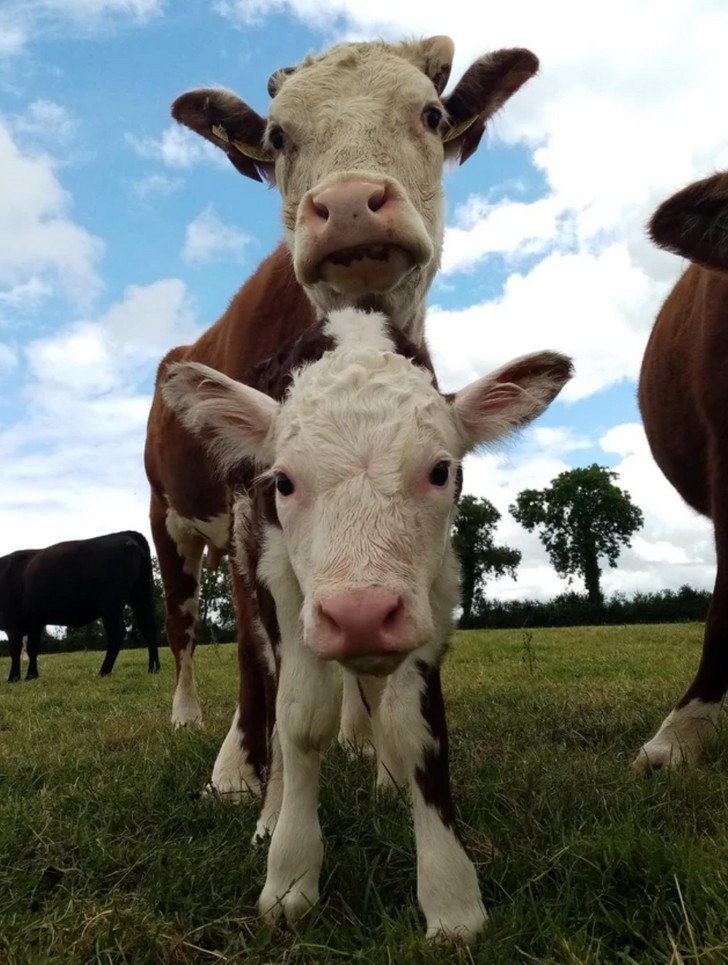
[172,38,538,332]
[163,312,572,676]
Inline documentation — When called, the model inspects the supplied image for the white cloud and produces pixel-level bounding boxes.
[182,206,251,264]
[0,0,164,57]
[132,173,183,199]
[10,100,77,143]
[0,120,103,306]
[428,244,657,402]
[0,279,201,562]
[127,124,224,170]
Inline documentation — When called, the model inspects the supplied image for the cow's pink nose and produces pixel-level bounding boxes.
[315,588,409,659]
[309,179,390,225]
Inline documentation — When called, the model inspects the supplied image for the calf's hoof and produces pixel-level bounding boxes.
[24,672,39,681]
[425,901,488,946]
[7,673,21,684]
[148,664,161,674]
[258,880,318,926]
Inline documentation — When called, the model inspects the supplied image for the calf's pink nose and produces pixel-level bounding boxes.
[316,588,408,659]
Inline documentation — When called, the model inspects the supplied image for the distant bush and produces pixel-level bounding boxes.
[463,585,711,630]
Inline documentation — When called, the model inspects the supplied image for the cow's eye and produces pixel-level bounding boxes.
[268,126,285,151]
[429,461,450,486]
[275,472,295,496]
[423,106,443,131]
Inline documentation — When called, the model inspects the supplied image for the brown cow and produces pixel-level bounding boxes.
[636,171,728,771]
[145,36,539,798]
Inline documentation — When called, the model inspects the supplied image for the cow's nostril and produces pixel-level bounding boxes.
[368,187,387,213]
[313,199,329,220]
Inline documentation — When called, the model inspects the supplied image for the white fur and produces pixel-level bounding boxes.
[633,699,723,772]
[324,309,394,353]
[207,706,262,800]
[258,550,341,923]
[171,643,202,728]
[338,670,378,755]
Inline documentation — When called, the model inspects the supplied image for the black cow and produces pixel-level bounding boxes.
[0,531,161,682]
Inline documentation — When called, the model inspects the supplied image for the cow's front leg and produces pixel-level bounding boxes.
[258,646,339,925]
[379,658,486,944]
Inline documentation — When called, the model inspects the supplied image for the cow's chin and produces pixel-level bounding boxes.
[338,652,409,677]
[318,244,414,296]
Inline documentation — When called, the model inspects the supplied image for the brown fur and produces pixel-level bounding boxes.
[639,171,728,714]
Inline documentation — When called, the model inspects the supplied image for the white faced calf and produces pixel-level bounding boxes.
[163,312,572,942]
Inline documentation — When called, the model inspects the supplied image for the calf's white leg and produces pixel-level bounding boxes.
[258,644,340,924]
[379,657,487,944]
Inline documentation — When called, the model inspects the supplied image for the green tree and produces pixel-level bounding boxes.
[510,464,644,605]
[199,557,235,642]
[453,495,522,626]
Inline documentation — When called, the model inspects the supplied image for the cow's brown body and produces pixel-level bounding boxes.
[636,172,728,770]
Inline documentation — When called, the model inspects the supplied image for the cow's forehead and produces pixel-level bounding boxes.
[270,42,436,120]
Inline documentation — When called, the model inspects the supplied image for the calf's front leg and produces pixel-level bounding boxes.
[258,644,340,924]
[379,658,486,944]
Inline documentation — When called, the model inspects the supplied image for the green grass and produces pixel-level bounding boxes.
[2,625,728,964]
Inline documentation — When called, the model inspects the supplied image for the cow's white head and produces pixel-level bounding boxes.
[163,311,572,676]
[172,38,538,332]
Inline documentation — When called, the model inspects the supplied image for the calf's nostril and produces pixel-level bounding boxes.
[368,187,387,212]
[313,199,329,221]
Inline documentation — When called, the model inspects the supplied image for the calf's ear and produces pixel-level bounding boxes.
[442,48,539,164]
[452,351,573,449]
[171,88,274,183]
[162,361,279,469]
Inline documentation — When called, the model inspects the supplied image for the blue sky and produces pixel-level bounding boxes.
[1,0,726,600]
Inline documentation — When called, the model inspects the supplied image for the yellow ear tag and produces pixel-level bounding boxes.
[442,114,479,144]
[211,124,274,163]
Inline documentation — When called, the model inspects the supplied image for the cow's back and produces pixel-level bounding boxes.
[20,532,149,628]
[145,244,315,514]
[638,264,728,518]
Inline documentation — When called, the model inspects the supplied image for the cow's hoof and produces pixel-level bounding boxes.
[148,665,161,674]
[7,674,20,684]
[24,672,39,681]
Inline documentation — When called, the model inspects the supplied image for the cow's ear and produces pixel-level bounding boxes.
[400,35,455,95]
[451,351,573,449]
[162,361,279,469]
[648,172,728,272]
[442,48,539,164]
[171,88,275,184]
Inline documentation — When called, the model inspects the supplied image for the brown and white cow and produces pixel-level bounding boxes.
[162,307,573,941]
[635,171,728,771]
[145,37,539,791]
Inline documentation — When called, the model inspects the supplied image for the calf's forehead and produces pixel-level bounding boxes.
[271,351,457,479]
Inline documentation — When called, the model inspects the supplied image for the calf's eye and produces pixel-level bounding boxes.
[275,472,295,496]
[429,461,450,486]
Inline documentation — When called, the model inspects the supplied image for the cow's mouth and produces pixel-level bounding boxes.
[318,243,414,295]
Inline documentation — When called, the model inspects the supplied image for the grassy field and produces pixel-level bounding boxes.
[2,625,728,965]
